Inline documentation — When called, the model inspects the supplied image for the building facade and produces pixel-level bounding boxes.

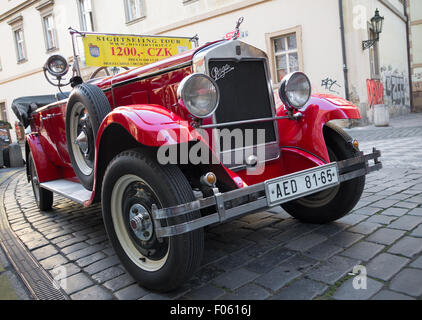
[0,0,416,141]
[408,0,422,112]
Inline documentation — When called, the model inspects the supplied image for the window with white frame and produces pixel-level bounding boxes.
[79,0,94,31]
[0,102,8,122]
[125,0,146,23]
[43,14,57,51]
[14,28,26,62]
[273,33,299,83]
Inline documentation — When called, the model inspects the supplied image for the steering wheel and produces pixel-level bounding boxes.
[90,66,130,80]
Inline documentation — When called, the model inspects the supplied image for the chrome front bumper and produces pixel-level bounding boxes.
[152,148,382,238]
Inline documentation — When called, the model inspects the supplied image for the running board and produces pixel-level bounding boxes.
[40,179,92,205]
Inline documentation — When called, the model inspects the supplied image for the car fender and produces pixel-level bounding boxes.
[96,105,198,147]
[26,133,62,183]
[86,104,245,206]
[276,94,361,164]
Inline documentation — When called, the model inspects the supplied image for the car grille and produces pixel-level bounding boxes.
[209,59,277,152]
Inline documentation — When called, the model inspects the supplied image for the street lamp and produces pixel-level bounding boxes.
[362,9,384,50]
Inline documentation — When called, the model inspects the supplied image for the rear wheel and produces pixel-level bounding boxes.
[29,154,53,211]
[101,150,204,292]
[281,123,365,224]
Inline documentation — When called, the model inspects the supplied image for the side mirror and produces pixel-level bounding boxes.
[44,55,69,78]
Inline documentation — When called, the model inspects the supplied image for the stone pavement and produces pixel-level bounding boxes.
[0,113,421,300]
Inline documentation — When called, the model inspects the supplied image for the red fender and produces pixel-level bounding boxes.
[96,105,198,147]
[84,104,245,206]
[277,94,361,163]
[26,134,62,183]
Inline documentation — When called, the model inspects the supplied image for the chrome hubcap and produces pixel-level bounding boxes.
[75,131,88,154]
[129,204,153,242]
[69,103,94,176]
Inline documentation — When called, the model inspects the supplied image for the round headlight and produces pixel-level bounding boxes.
[44,55,69,78]
[279,72,311,110]
[177,73,220,118]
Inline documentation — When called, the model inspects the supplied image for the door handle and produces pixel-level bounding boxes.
[41,113,62,121]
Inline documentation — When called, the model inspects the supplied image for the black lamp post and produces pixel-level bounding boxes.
[362,9,384,50]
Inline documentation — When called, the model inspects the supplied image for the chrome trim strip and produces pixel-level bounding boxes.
[152,149,382,238]
[199,116,289,129]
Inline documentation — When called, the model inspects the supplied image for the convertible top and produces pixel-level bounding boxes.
[12,93,69,128]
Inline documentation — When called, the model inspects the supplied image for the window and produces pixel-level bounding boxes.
[125,0,146,23]
[79,0,94,31]
[0,102,8,122]
[14,28,26,62]
[273,34,299,82]
[266,26,303,85]
[43,14,57,51]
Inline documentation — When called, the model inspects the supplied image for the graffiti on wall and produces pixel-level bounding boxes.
[366,79,384,106]
[381,66,410,107]
[321,78,341,94]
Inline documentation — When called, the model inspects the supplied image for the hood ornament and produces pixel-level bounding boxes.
[232,17,244,40]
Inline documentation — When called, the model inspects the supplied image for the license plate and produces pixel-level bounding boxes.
[265,163,340,207]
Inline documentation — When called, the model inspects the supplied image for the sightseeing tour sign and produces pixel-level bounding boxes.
[82,33,194,67]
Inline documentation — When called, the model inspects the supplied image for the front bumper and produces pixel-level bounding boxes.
[152,148,382,238]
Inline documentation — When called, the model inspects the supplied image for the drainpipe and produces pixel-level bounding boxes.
[338,0,350,101]
[404,0,414,112]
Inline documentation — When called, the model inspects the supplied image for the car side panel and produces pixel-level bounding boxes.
[26,133,62,183]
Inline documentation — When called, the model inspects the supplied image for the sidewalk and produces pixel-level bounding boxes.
[345,113,422,142]
[0,168,32,300]
[0,247,18,300]
[0,237,31,300]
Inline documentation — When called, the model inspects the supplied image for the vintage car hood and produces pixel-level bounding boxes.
[91,40,224,91]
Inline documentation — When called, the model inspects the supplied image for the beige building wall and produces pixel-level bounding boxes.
[409,0,422,111]
[0,0,413,142]
[343,0,410,123]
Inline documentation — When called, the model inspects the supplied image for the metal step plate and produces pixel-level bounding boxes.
[40,179,92,205]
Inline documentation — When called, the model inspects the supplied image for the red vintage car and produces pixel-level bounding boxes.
[12,29,381,292]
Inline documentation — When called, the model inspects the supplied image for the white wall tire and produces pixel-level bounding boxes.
[110,174,169,272]
[101,149,204,292]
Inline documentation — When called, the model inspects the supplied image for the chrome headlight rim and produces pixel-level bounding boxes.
[177,73,220,119]
[279,71,312,110]
[44,54,70,78]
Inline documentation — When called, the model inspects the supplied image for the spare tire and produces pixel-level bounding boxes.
[66,84,111,190]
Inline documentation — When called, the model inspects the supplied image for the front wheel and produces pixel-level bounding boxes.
[101,150,204,292]
[281,123,365,224]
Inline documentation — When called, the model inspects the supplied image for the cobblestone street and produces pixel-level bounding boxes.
[1,114,422,300]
